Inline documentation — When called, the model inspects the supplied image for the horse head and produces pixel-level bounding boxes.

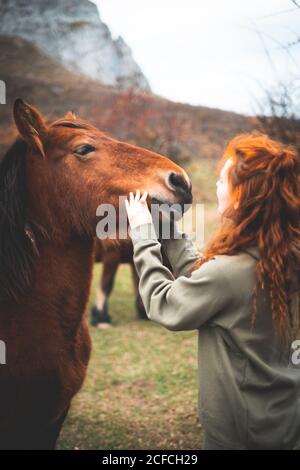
[13,99,192,239]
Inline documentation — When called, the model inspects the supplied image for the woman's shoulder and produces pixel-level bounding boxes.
[204,248,258,291]
[194,246,259,282]
[212,246,259,267]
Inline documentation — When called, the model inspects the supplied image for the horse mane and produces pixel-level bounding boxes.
[0,139,36,302]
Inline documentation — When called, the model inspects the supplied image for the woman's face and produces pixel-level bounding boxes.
[216,157,236,215]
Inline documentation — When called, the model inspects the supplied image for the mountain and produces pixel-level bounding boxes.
[0,35,256,169]
[0,0,150,90]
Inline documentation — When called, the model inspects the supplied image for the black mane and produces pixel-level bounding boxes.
[0,139,35,301]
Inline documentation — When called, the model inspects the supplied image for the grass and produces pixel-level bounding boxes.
[57,263,202,450]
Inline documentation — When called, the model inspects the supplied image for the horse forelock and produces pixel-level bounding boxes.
[51,118,98,131]
[49,118,109,140]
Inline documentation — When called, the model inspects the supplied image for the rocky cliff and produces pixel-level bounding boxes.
[0,0,150,90]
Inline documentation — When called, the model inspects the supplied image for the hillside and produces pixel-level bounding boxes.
[0,36,257,167]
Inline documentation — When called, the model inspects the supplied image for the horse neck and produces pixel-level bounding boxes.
[28,233,96,329]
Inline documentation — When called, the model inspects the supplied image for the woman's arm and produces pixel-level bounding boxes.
[124,189,201,277]
[159,222,202,278]
[129,222,233,331]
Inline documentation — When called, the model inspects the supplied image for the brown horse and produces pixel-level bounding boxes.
[91,239,172,327]
[0,99,192,449]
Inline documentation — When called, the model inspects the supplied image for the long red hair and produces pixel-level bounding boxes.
[192,132,300,344]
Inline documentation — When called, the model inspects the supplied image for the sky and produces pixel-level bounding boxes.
[92,0,300,116]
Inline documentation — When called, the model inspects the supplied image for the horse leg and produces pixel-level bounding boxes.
[34,406,70,450]
[131,263,148,320]
[90,250,120,328]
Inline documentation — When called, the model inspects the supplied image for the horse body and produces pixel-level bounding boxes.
[0,237,93,449]
[0,100,192,449]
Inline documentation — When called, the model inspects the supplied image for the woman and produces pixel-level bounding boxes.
[125,132,300,450]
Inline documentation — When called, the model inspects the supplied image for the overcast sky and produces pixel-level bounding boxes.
[93,0,300,116]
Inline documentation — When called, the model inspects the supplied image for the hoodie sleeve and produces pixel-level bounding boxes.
[128,222,233,331]
[159,225,202,278]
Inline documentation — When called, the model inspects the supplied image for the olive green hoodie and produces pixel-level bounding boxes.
[128,222,300,450]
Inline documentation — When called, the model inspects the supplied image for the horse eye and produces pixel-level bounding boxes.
[73,144,95,157]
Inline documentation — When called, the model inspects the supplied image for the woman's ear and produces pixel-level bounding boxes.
[13,98,47,158]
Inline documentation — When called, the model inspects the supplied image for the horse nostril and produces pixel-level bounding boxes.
[168,172,190,194]
[168,172,193,205]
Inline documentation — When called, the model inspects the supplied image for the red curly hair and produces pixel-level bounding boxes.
[192,132,300,345]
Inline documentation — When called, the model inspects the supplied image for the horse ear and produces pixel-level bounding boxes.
[65,110,76,120]
[13,99,46,158]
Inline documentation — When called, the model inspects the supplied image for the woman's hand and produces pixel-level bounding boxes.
[125,189,153,230]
